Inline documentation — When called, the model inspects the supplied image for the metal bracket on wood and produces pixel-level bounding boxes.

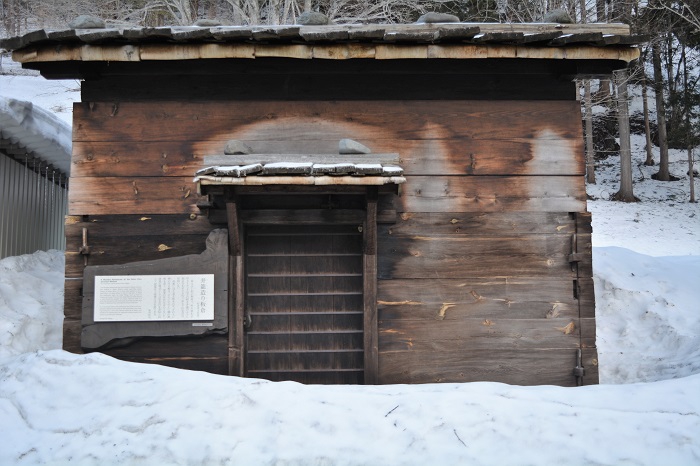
[196,194,213,209]
[573,348,586,386]
[79,227,90,265]
[568,233,581,270]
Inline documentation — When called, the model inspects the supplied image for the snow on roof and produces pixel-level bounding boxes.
[194,160,405,188]
[0,97,72,175]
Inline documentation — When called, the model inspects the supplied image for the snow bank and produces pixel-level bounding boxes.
[0,246,699,465]
[595,247,700,384]
[0,250,64,362]
[1,350,699,466]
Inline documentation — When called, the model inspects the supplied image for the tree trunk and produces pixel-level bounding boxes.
[584,80,596,184]
[595,0,606,21]
[640,52,655,166]
[652,39,671,181]
[613,70,637,202]
[683,42,697,203]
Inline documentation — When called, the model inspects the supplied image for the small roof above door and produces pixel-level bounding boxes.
[194,152,405,192]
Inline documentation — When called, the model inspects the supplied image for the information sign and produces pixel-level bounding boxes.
[94,274,214,322]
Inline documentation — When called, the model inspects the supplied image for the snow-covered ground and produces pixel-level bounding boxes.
[1,58,699,465]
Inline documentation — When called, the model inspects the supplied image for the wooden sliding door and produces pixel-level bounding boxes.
[244,224,365,384]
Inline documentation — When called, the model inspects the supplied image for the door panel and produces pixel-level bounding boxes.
[244,224,364,384]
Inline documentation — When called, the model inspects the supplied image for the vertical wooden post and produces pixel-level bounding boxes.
[226,189,244,376]
[363,187,378,384]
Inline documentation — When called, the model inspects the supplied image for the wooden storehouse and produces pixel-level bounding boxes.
[2,21,640,386]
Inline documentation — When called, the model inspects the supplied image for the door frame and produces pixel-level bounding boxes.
[225,186,378,384]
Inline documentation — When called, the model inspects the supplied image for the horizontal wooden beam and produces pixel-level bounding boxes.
[379,277,581,320]
[379,347,583,385]
[240,209,365,224]
[203,153,400,166]
[71,137,584,178]
[13,42,639,64]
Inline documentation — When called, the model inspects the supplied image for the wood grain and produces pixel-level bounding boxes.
[379,317,581,352]
[71,137,583,177]
[101,334,229,375]
[398,175,585,213]
[378,278,579,320]
[73,100,583,143]
[377,234,575,279]
[379,348,582,386]
[381,212,577,236]
[68,176,204,215]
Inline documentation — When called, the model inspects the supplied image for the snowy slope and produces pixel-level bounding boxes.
[1,60,699,465]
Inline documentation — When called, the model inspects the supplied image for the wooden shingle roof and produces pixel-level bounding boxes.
[2,23,643,64]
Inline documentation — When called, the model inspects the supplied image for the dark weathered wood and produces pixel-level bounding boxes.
[225,196,240,256]
[364,189,378,255]
[226,195,242,376]
[581,347,600,385]
[46,29,598,386]
[80,73,577,101]
[244,224,365,384]
[378,233,574,281]
[572,211,598,378]
[578,277,595,319]
[64,278,83,320]
[65,233,211,275]
[580,317,596,349]
[68,176,204,215]
[378,278,580,320]
[472,32,524,43]
[231,255,244,376]
[203,153,400,167]
[61,176,576,220]
[364,190,378,384]
[240,209,365,225]
[382,233,572,258]
[63,317,82,353]
[379,348,582,386]
[549,32,604,46]
[35,57,592,78]
[378,253,575,280]
[71,137,582,177]
[102,334,228,375]
[73,100,583,143]
[575,211,593,234]
[64,214,214,237]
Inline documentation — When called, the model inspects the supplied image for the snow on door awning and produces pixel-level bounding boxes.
[193,142,405,192]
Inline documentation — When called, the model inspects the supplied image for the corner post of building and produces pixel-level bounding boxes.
[226,189,244,376]
[364,187,379,384]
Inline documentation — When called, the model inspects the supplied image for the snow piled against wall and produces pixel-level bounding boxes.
[0,250,64,362]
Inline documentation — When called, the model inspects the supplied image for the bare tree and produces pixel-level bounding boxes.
[651,39,672,181]
[613,69,638,202]
[146,0,195,25]
[640,60,656,166]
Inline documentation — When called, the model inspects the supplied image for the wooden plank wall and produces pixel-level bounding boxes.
[66,97,597,385]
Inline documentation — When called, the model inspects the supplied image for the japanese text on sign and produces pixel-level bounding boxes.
[94,274,214,322]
